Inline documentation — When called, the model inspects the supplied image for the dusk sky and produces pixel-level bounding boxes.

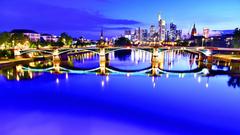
[1,0,240,39]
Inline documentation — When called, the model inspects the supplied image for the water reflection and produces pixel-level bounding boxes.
[0,50,240,88]
[228,76,240,88]
[163,50,198,71]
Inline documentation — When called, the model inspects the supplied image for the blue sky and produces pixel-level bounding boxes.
[1,0,240,39]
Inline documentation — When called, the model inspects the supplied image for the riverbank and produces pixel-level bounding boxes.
[0,55,52,67]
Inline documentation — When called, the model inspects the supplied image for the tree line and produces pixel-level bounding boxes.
[0,32,94,49]
[233,28,240,48]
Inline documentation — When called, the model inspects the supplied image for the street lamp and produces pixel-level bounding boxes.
[12,40,15,48]
[211,37,214,47]
[202,38,205,47]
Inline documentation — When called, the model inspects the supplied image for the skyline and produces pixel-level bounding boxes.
[1,0,240,39]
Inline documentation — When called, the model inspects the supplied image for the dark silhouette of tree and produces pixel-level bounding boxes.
[10,33,29,45]
[0,32,11,48]
[58,32,73,46]
[115,37,131,47]
[176,40,189,46]
[233,28,240,48]
[74,36,91,47]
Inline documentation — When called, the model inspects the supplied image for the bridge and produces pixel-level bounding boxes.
[17,47,212,77]
[13,46,240,71]
[11,45,239,79]
[14,46,213,58]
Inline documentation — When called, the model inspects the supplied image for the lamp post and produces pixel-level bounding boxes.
[202,38,205,47]
[211,37,214,47]
[12,40,15,48]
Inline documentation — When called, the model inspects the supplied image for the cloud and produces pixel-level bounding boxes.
[0,0,141,39]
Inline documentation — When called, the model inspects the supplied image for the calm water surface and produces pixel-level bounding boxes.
[0,50,240,135]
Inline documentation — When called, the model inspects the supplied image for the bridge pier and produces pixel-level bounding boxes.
[207,56,213,63]
[14,49,22,59]
[99,54,107,75]
[151,50,164,76]
[52,49,61,73]
[52,49,60,62]
[53,57,60,73]
[153,48,159,57]
[151,56,159,76]
[198,53,204,61]
[99,48,106,57]
[98,48,107,75]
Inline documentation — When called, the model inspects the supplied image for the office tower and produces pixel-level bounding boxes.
[203,28,210,38]
[141,29,148,41]
[169,23,177,41]
[176,30,182,40]
[124,30,132,40]
[158,14,166,41]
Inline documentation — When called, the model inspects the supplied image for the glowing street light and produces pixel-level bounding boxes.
[202,38,205,47]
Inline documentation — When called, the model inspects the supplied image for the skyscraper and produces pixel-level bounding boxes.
[150,25,156,37]
[137,27,141,41]
[124,30,132,40]
[158,14,166,41]
[176,30,182,40]
[203,28,210,38]
[141,29,148,41]
[169,23,177,41]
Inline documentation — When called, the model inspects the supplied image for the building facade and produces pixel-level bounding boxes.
[41,34,58,42]
[11,29,40,42]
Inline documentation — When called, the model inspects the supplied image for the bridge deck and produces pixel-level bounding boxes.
[213,54,240,62]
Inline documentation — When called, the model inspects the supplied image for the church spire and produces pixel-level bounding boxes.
[191,23,197,37]
[100,28,104,40]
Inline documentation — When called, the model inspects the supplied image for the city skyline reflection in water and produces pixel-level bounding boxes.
[0,50,240,134]
[0,50,239,88]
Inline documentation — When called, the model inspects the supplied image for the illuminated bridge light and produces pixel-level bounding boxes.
[65,73,69,79]
[56,78,59,84]
[153,82,156,88]
[194,73,197,79]
[101,80,105,87]
[106,76,109,82]
[166,74,169,78]
[198,77,201,83]
[206,83,209,88]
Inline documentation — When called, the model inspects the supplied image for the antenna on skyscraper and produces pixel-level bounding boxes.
[158,13,161,21]
[100,27,104,40]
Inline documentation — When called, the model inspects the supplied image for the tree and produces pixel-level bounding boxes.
[10,33,29,46]
[115,37,131,47]
[0,32,11,48]
[58,32,73,46]
[176,40,189,46]
[233,28,240,48]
